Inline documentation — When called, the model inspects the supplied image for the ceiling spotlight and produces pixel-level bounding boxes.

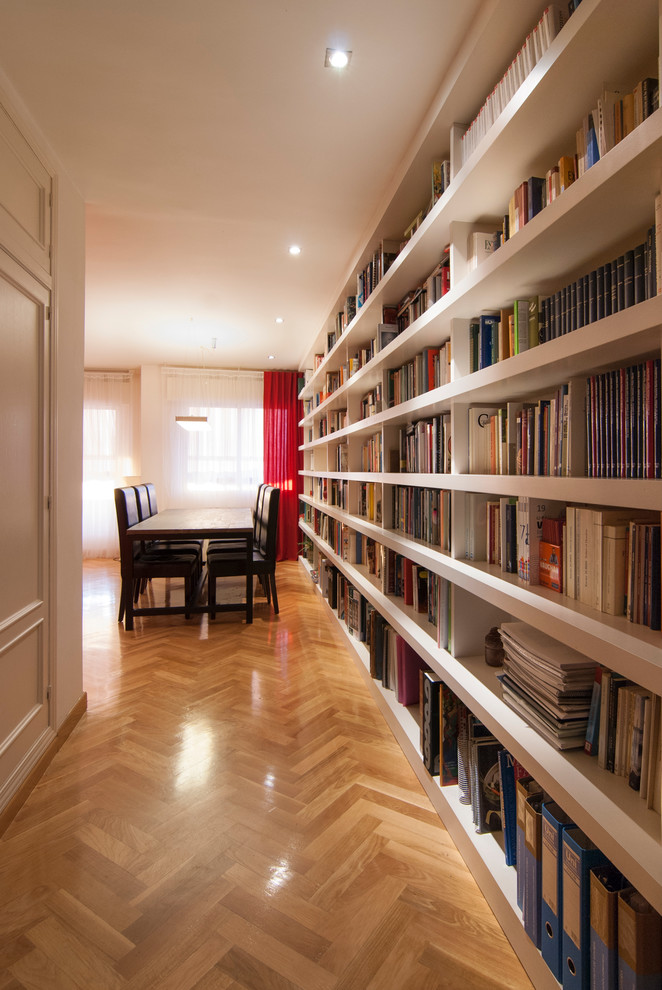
[268,354,275,361]
[289,244,301,256]
[325,48,351,69]
[275,317,284,324]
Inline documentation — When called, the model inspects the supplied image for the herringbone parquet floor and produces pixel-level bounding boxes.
[0,559,532,989]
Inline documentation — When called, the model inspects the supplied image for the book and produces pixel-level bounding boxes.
[523,792,544,948]
[498,750,527,866]
[468,230,496,270]
[421,669,442,775]
[472,737,502,834]
[562,827,608,990]
[584,666,603,756]
[395,636,426,707]
[439,681,459,785]
[541,801,575,981]
[617,887,662,988]
[468,406,498,473]
[516,776,543,910]
[516,497,564,584]
[590,864,629,990]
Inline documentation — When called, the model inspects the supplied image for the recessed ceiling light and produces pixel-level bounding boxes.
[325,48,351,69]
[289,244,301,256]
[275,317,284,324]
[268,354,275,360]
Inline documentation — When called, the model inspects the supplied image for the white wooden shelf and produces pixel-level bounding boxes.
[298,1,662,985]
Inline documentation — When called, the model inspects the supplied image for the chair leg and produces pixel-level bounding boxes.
[270,572,279,614]
[118,580,126,622]
[209,571,216,619]
[185,576,192,619]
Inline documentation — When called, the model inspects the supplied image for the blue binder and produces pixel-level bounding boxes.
[515,776,542,910]
[523,793,544,948]
[541,801,575,981]
[562,827,608,990]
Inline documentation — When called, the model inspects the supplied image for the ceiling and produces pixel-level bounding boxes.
[0,0,482,373]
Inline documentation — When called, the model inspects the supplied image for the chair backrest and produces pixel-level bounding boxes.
[256,485,279,561]
[145,482,158,515]
[114,486,141,558]
[253,482,266,538]
[134,484,152,522]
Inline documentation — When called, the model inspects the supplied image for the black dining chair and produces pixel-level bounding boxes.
[114,486,200,623]
[207,485,280,618]
[136,483,203,562]
[206,482,266,554]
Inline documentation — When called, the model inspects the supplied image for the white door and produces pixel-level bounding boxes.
[0,248,51,805]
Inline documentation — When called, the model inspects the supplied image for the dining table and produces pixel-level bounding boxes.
[121,506,254,630]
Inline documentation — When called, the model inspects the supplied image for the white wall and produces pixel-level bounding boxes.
[138,365,166,499]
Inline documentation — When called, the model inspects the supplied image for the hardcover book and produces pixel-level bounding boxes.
[590,863,629,990]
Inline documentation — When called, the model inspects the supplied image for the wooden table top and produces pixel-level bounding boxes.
[129,507,253,539]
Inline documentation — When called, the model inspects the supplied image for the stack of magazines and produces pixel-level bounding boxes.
[498,622,596,749]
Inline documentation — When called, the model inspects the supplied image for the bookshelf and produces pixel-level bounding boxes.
[298,0,662,985]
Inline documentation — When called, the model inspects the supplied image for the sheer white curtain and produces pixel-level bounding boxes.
[163,367,263,509]
[83,371,135,558]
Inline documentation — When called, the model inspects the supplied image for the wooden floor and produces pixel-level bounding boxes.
[0,559,533,990]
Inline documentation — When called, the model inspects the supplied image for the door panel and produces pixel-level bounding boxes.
[0,104,51,276]
[0,250,51,803]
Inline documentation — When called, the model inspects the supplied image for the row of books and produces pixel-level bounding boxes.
[480,495,564,589]
[586,358,661,480]
[385,341,451,407]
[575,77,658,177]
[468,298,542,372]
[567,507,661,630]
[468,354,660,481]
[540,232,658,342]
[318,556,448,659]
[360,432,383,473]
[477,492,662,630]
[329,478,349,511]
[356,239,400,311]
[391,485,451,552]
[358,480,382,523]
[381,548,450,649]
[498,76,658,247]
[460,4,568,166]
[468,381,582,478]
[473,227,657,378]
[398,413,452,475]
[586,667,662,807]
[310,478,380,522]
[394,249,451,334]
[516,783,661,987]
[318,407,347,437]
[331,294,357,342]
[431,159,451,206]
[360,383,382,420]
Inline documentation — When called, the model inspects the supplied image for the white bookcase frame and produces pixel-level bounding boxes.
[298,1,662,985]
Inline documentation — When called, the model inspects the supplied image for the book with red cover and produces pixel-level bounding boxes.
[395,636,425,706]
[403,557,414,605]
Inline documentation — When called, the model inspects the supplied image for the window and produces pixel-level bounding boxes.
[164,367,263,508]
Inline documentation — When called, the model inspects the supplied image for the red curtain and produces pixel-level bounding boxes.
[263,370,303,560]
